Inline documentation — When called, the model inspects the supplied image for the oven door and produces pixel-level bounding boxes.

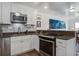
[39,37,56,56]
[13,15,24,22]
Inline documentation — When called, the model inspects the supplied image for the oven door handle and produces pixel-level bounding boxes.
[40,38,54,43]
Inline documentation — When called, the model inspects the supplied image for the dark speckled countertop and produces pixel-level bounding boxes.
[39,35,74,40]
[1,30,75,40]
[1,31,36,38]
[38,30,75,40]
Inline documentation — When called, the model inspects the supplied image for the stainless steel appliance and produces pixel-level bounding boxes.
[10,12,27,23]
[39,36,56,56]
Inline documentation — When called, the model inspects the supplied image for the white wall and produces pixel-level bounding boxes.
[13,3,69,30]
[68,17,79,30]
[66,3,79,30]
[36,9,69,30]
[2,3,69,33]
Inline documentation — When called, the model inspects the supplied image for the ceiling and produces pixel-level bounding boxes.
[14,2,77,15]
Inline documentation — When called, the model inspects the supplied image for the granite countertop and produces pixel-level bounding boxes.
[39,35,75,40]
[0,30,75,40]
[1,31,36,38]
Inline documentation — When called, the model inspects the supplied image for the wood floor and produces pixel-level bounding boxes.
[17,49,45,56]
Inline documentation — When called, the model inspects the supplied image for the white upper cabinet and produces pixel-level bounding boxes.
[0,2,11,24]
[11,3,26,14]
[11,4,21,12]
[0,3,2,23]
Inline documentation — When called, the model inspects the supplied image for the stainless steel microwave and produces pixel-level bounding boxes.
[10,12,27,23]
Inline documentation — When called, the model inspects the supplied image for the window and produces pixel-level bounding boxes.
[75,23,79,30]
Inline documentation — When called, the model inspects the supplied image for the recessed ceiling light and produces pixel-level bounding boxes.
[44,5,48,9]
[43,3,49,9]
[70,8,75,12]
[69,5,75,12]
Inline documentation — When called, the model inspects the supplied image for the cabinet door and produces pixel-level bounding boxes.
[12,3,21,12]
[21,36,31,52]
[56,46,66,56]
[12,3,24,14]
[56,39,66,56]
[11,37,22,55]
[31,35,39,51]
[21,35,39,52]
[0,3,2,24]
[2,2,11,24]
[11,36,32,55]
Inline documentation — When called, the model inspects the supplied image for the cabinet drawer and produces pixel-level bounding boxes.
[56,39,66,47]
[11,39,23,55]
[11,36,23,42]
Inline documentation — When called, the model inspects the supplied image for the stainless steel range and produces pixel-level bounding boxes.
[39,35,56,56]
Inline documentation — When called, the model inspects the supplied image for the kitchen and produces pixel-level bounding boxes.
[0,2,78,56]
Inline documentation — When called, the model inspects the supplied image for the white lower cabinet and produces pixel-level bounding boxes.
[56,38,76,56]
[11,35,31,55]
[11,35,39,55]
[56,46,66,56]
[21,36,31,52]
[11,36,24,55]
[31,35,39,51]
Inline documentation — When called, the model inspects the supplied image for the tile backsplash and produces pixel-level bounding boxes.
[2,25,13,33]
[2,23,36,33]
[12,23,27,32]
